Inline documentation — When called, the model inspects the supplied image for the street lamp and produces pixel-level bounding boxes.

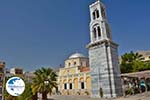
[44,80,49,85]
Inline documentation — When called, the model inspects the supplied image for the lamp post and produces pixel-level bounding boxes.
[42,79,49,100]
[44,80,49,85]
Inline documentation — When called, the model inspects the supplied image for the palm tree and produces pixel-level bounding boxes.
[120,51,144,73]
[133,52,143,61]
[4,76,34,100]
[121,51,143,63]
[4,92,18,100]
[18,82,33,100]
[31,67,57,100]
[4,76,19,100]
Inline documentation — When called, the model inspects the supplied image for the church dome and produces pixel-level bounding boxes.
[69,53,86,59]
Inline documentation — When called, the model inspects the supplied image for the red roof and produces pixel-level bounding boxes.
[79,67,90,72]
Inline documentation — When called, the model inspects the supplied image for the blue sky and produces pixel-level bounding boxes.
[0,0,150,71]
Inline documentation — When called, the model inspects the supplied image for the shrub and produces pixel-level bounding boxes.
[77,91,80,95]
[85,91,90,95]
[125,88,133,95]
[99,88,103,98]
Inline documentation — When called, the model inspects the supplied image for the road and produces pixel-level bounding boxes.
[49,92,150,100]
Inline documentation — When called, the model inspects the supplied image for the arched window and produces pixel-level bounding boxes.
[81,82,84,89]
[64,83,67,89]
[92,12,96,20]
[93,28,97,39]
[93,9,99,20]
[96,10,99,18]
[74,62,76,65]
[97,26,101,37]
[69,83,72,89]
[68,63,71,66]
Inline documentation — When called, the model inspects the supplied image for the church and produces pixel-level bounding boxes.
[57,53,91,95]
[57,0,123,98]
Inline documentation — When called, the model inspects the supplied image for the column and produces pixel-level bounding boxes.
[63,83,64,90]
[67,83,69,90]
[84,73,87,89]
[84,81,87,89]
[78,77,80,89]
[72,82,74,89]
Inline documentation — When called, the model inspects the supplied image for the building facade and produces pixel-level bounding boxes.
[87,0,123,98]
[138,51,150,62]
[10,67,23,76]
[57,53,91,95]
[0,62,5,100]
[24,71,35,83]
[119,50,150,64]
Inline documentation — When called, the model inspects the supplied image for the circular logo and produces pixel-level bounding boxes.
[6,77,25,96]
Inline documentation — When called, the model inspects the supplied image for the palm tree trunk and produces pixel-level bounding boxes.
[32,92,37,100]
[42,91,47,100]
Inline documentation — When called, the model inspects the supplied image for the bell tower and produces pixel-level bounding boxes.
[87,0,123,98]
[89,0,112,43]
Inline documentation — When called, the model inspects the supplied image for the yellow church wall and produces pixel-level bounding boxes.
[80,77,84,83]
[59,80,63,91]
[74,78,78,89]
[86,77,91,89]
[57,53,91,95]
[59,69,66,76]
[58,74,91,95]
[68,79,72,83]
[60,67,77,76]
[65,58,80,68]
[65,58,89,68]
[70,67,76,74]
[63,79,67,83]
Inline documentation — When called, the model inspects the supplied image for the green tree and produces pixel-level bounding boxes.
[139,62,150,71]
[4,91,18,100]
[120,61,133,73]
[132,60,145,72]
[18,82,33,100]
[31,67,57,100]
[4,76,19,100]
[120,51,144,73]
[4,76,34,100]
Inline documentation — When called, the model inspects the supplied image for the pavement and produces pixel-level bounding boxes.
[49,92,150,100]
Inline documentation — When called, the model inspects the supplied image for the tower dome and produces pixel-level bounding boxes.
[69,53,86,59]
